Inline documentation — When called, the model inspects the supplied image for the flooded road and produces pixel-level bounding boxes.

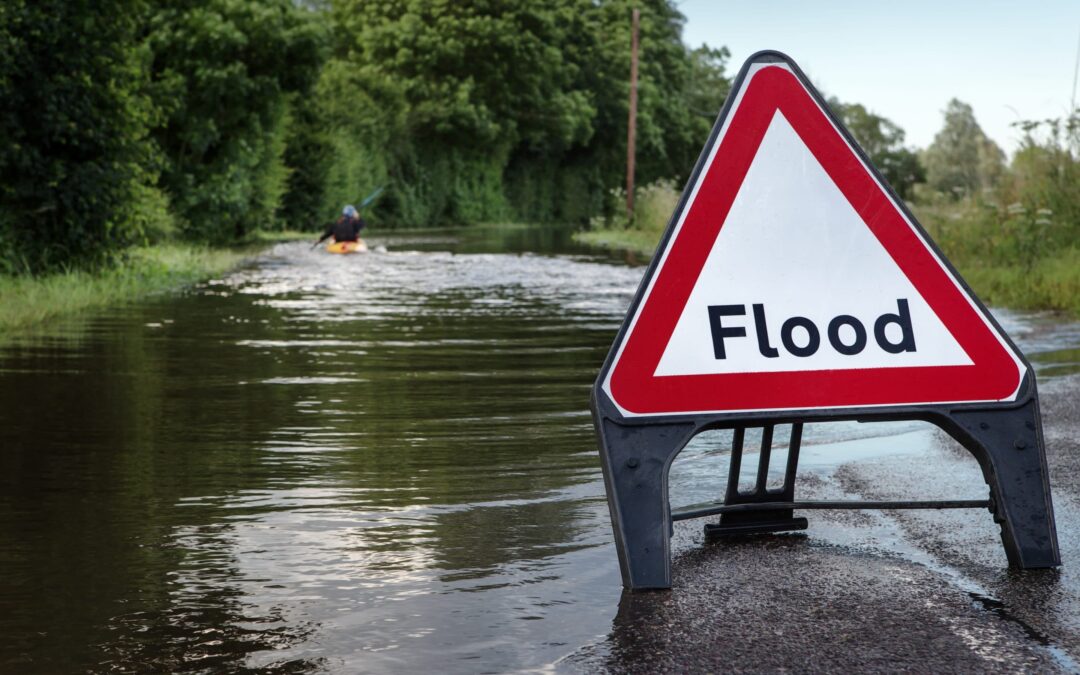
[1,226,1079,672]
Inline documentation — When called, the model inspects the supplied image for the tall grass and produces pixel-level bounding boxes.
[575,178,1080,317]
[915,199,1080,315]
[0,245,248,333]
[574,179,681,255]
[958,251,1080,315]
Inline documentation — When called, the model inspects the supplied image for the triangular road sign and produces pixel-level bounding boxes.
[601,53,1027,417]
[592,53,1057,591]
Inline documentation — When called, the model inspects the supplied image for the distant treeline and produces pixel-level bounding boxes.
[1,1,1076,279]
[0,0,733,272]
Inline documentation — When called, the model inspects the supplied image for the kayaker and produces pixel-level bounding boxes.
[317,205,366,245]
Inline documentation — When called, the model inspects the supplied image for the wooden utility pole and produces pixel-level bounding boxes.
[626,7,639,221]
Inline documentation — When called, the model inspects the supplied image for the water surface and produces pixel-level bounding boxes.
[0,226,1076,672]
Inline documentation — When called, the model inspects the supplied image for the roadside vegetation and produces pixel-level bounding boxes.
[0,245,247,332]
[0,0,733,329]
[580,100,1080,316]
[0,0,731,272]
[1,0,1076,326]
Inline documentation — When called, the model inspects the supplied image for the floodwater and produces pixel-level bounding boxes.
[0,226,1078,673]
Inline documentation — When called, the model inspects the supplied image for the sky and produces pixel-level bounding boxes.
[677,0,1080,155]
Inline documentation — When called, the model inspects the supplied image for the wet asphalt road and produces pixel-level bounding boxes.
[563,372,1080,673]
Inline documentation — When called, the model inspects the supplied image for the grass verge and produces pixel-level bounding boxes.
[0,244,250,334]
[573,229,659,257]
[954,249,1080,316]
[577,214,1080,318]
[574,179,678,257]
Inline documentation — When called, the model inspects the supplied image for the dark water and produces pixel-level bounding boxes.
[0,225,1077,673]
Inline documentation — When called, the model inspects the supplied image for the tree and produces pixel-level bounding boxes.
[923,99,1004,199]
[564,0,723,182]
[828,99,924,200]
[322,0,731,227]
[0,0,161,272]
[327,0,601,225]
[146,0,326,241]
[1005,111,1080,253]
[685,45,732,123]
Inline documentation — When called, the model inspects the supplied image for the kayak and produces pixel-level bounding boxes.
[326,239,368,254]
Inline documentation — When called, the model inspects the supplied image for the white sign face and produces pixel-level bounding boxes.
[600,61,1026,418]
[654,111,972,377]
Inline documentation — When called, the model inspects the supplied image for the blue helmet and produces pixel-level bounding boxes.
[343,205,358,218]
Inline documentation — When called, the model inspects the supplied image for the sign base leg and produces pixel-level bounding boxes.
[706,423,807,539]
[596,418,696,590]
[704,516,808,539]
[943,397,1060,568]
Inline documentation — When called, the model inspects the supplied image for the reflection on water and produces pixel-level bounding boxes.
[991,308,1080,378]
[0,230,631,672]
[0,226,1077,672]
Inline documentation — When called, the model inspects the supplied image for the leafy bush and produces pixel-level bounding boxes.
[321,0,730,228]
[0,0,159,272]
[146,0,327,242]
[592,178,680,236]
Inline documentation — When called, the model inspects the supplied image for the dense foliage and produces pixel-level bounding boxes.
[919,107,1079,271]
[1,0,1076,291]
[147,0,326,241]
[0,0,736,271]
[922,99,1005,198]
[0,0,159,273]
[306,0,730,227]
[829,98,924,200]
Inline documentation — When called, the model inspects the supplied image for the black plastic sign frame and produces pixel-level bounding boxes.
[590,51,1060,590]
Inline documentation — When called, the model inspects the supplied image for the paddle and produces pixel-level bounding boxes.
[359,186,385,209]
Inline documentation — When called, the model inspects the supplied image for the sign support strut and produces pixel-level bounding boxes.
[592,384,1059,590]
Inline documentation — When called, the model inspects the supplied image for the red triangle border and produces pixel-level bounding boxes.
[606,65,1023,416]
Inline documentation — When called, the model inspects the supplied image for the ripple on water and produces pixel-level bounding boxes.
[1,235,1078,672]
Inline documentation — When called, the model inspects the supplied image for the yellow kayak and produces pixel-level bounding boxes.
[326,239,367,254]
